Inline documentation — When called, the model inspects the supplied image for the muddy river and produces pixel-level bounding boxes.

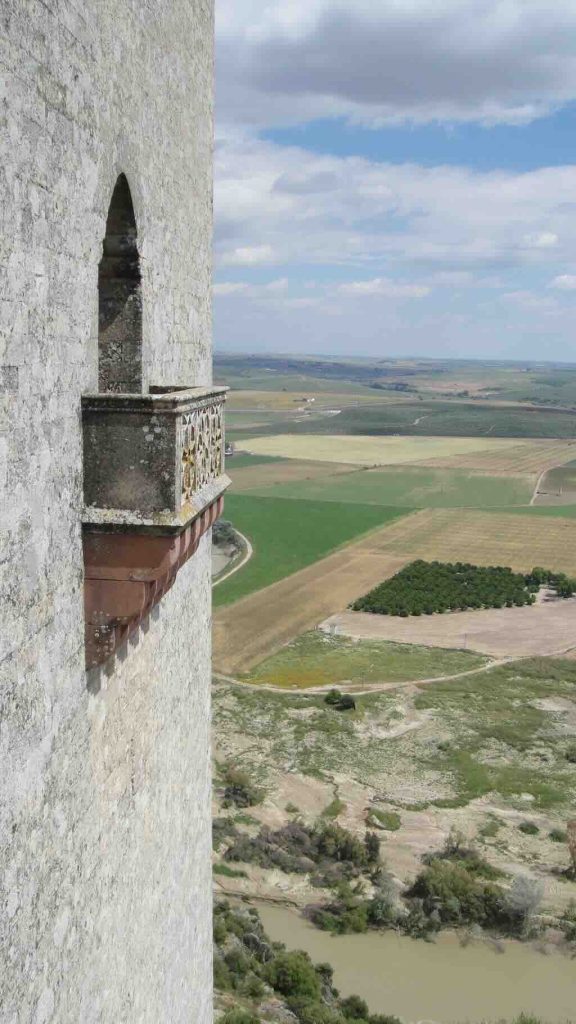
[257,903,576,1023]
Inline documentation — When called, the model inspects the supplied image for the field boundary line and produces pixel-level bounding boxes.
[213,507,423,611]
[212,530,253,588]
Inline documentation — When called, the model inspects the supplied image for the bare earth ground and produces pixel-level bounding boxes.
[324,597,576,659]
[229,459,357,492]
[212,677,576,915]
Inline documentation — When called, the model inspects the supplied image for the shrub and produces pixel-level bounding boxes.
[549,828,567,843]
[214,864,248,879]
[364,832,381,864]
[407,859,506,928]
[324,690,356,712]
[287,998,344,1024]
[222,765,264,809]
[565,744,576,764]
[505,875,544,933]
[518,821,540,836]
[265,951,321,999]
[220,1011,260,1024]
[340,995,370,1020]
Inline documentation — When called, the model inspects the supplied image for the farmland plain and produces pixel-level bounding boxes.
[288,400,576,439]
[214,494,410,608]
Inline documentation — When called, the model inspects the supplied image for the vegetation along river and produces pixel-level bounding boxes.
[257,903,576,1023]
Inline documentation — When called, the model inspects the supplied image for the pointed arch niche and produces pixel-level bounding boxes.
[98,173,143,393]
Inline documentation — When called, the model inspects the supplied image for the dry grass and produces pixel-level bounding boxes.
[243,434,522,467]
[414,439,576,475]
[229,459,357,493]
[368,507,576,574]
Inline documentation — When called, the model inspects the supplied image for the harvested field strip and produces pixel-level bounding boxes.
[243,434,523,467]
[242,465,533,508]
[214,495,411,607]
[229,459,358,493]
[356,507,576,575]
[212,529,415,674]
[413,439,576,474]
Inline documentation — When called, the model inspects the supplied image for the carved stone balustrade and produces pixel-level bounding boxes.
[82,386,230,668]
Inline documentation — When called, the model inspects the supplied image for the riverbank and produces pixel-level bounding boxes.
[257,902,576,1024]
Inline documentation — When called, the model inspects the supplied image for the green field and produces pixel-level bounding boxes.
[288,401,576,439]
[493,504,576,519]
[241,631,487,689]
[240,465,533,508]
[228,453,285,468]
[214,495,411,607]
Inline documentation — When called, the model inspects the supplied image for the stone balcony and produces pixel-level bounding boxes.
[81,385,230,669]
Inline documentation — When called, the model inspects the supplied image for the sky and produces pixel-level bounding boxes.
[213,1,576,362]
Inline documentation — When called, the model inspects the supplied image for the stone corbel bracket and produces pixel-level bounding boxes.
[82,385,230,669]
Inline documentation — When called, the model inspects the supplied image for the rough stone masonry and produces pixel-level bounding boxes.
[0,2,216,1021]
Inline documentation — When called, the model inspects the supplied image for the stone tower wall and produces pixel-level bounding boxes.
[0,3,215,1021]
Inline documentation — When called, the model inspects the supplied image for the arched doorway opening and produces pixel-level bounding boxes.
[98,174,142,393]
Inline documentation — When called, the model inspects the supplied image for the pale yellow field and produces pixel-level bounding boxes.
[414,439,576,475]
[243,434,524,467]
[366,507,576,575]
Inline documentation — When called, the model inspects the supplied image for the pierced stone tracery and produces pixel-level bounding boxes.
[180,397,224,505]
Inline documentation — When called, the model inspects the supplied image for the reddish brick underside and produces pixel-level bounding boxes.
[84,496,223,668]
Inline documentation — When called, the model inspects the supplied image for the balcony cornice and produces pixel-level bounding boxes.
[82,384,229,668]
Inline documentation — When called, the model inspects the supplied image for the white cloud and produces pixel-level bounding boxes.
[213,282,248,296]
[550,274,576,290]
[339,278,431,299]
[523,232,559,249]
[214,278,289,299]
[221,244,276,266]
[217,1,576,128]
[215,133,576,274]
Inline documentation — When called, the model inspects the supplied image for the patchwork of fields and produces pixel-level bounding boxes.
[214,494,410,608]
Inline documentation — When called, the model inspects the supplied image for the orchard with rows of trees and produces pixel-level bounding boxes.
[352,560,576,618]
